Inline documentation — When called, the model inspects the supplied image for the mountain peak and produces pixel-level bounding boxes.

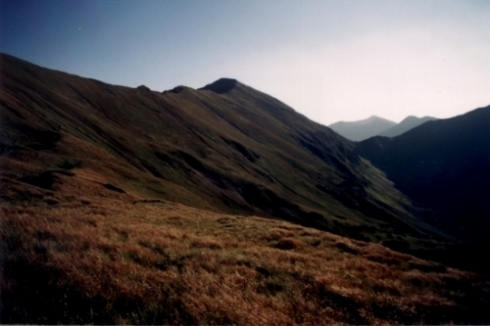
[379,116,438,137]
[329,116,396,141]
[359,116,394,125]
[199,78,238,94]
[399,115,420,123]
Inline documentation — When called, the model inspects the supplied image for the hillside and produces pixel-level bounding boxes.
[329,116,396,141]
[379,116,437,137]
[0,53,440,243]
[2,199,489,324]
[356,106,490,245]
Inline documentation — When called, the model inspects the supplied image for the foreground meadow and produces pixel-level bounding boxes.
[1,196,489,325]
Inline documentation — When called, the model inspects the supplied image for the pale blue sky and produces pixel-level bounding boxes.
[1,0,489,125]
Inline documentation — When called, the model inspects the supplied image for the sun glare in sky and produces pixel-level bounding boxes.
[1,0,489,125]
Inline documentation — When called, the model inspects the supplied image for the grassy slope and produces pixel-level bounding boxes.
[1,193,489,324]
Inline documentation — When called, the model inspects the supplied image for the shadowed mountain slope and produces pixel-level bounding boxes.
[0,53,443,243]
[356,106,490,244]
[379,116,437,137]
[329,116,396,141]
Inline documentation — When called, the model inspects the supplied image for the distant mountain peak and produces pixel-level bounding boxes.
[357,116,394,125]
[400,115,423,123]
[329,116,396,141]
[379,116,437,137]
[199,78,238,94]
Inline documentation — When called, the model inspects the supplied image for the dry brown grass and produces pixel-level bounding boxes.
[1,195,490,325]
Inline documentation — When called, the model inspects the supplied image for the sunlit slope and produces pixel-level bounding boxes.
[1,198,489,324]
[0,53,442,242]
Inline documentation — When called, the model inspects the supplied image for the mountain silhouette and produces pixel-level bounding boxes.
[329,116,396,141]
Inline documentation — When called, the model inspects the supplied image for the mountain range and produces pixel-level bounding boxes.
[2,51,489,267]
[1,53,490,324]
[0,53,437,243]
[329,115,437,141]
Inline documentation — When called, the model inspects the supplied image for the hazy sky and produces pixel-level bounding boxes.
[1,0,489,125]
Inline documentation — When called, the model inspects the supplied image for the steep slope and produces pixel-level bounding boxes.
[329,116,396,141]
[379,116,437,137]
[356,106,490,244]
[0,53,442,243]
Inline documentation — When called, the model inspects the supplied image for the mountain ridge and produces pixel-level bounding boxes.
[0,52,439,245]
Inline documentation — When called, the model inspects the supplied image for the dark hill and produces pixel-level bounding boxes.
[356,106,490,244]
[0,53,442,245]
